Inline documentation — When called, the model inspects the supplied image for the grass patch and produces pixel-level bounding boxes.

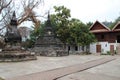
[101,51,111,55]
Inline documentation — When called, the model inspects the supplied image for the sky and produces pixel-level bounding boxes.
[38,0,120,23]
[17,0,120,27]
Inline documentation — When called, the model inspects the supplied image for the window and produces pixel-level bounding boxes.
[75,46,78,51]
[68,46,70,51]
[117,35,120,43]
[101,35,104,39]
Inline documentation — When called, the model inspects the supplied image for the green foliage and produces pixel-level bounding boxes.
[51,6,96,48]
[102,21,113,28]
[107,51,111,55]
[51,6,71,44]
[68,18,96,46]
[86,22,93,27]
[23,6,97,49]
[25,23,45,48]
[101,51,111,55]
[110,16,120,29]
[114,50,117,54]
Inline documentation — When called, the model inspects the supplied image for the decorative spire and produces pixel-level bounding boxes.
[13,11,16,17]
[46,11,51,27]
[12,11,16,20]
[48,11,50,20]
[10,11,17,26]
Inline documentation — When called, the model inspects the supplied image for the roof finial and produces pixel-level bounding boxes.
[48,11,50,20]
[13,11,16,17]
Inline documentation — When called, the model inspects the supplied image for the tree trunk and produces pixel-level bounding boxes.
[86,45,90,54]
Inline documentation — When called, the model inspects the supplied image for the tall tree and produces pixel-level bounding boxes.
[51,6,71,46]
[51,6,96,51]
[17,0,42,26]
[86,22,93,27]
[0,0,12,13]
[26,22,45,48]
[0,0,12,35]
[68,18,96,53]
[110,16,120,29]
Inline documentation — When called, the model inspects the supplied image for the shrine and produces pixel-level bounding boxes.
[0,11,36,62]
[34,13,68,56]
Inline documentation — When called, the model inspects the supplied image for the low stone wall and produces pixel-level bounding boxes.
[56,50,68,56]
[35,50,68,57]
[0,52,37,62]
[34,47,69,57]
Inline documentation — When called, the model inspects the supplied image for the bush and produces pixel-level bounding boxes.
[114,50,117,54]
[101,51,111,55]
[0,77,4,80]
[106,51,111,55]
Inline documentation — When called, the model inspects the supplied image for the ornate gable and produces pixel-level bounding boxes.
[112,22,120,31]
[90,21,110,33]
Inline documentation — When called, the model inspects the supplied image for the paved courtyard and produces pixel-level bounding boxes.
[58,56,120,80]
[0,55,119,80]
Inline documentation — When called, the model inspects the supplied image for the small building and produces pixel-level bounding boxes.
[63,21,120,55]
[18,27,31,42]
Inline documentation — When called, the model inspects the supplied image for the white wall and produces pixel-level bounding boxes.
[90,42,117,54]
[100,42,109,53]
[90,43,96,53]
[68,42,117,54]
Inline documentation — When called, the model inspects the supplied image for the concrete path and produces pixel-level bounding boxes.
[58,56,120,80]
[6,57,115,80]
[0,55,104,78]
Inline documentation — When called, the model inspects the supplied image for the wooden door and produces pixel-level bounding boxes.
[96,45,101,53]
[110,45,114,53]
